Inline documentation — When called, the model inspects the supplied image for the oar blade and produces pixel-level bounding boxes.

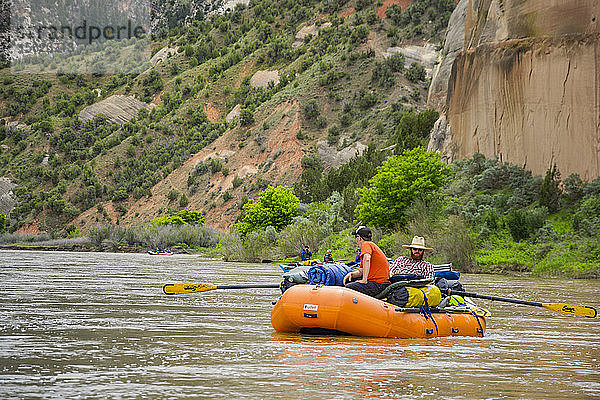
[163,283,218,295]
[542,303,597,318]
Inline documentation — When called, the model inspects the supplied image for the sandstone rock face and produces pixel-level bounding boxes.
[428,0,600,180]
[250,70,280,88]
[317,140,367,169]
[0,177,16,215]
[292,22,332,49]
[150,47,178,66]
[427,0,469,111]
[79,95,153,125]
[225,104,242,123]
[384,43,439,78]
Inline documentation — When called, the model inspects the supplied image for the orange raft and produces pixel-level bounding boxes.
[271,284,486,338]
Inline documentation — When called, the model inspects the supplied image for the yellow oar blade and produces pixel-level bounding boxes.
[542,303,597,318]
[464,297,492,317]
[163,283,218,295]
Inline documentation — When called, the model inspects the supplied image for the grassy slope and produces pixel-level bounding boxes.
[0,0,433,234]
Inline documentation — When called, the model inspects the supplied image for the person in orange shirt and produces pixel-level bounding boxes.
[343,226,390,297]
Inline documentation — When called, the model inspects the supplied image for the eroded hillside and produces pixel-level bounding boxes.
[0,0,453,233]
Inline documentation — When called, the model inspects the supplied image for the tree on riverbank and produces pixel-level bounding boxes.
[235,186,300,235]
[355,147,450,228]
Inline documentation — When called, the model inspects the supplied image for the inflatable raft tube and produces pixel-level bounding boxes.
[271,284,486,338]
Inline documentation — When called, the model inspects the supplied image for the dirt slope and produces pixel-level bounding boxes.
[73,100,304,232]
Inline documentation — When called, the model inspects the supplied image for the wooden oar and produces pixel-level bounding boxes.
[450,290,597,318]
[163,283,280,295]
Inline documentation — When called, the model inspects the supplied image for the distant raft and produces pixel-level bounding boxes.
[271,284,486,339]
[147,250,174,256]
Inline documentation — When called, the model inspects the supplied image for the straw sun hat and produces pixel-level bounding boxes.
[402,236,433,251]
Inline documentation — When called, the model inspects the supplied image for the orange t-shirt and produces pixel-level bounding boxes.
[360,241,390,284]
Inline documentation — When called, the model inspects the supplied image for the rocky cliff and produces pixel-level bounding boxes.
[428,0,600,181]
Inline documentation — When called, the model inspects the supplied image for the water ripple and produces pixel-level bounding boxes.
[0,250,599,399]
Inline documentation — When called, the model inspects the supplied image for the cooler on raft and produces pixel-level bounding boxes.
[271,284,486,339]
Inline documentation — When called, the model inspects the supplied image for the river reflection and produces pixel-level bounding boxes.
[0,250,599,399]
[270,333,490,399]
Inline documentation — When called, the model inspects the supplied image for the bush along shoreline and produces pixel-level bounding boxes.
[2,152,600,279]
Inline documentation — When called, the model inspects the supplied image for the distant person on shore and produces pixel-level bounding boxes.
[300,245,312,261]
[323,249,334,263]
[343,226,390,297]
[389,236,434,280]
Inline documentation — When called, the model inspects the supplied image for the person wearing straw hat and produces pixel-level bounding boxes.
[389,236,435,280]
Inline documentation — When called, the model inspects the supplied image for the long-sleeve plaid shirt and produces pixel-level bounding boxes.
[389,256,434,280]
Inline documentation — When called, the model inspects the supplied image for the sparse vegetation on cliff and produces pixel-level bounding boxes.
[1,0,448,234]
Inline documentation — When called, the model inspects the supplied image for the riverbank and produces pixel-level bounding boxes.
[0,243,140,253]
[0,241,219,256]
[3,240,598,280]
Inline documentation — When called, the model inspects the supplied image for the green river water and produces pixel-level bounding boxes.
[1,250,599,399]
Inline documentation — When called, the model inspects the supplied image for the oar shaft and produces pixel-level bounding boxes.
[450,290,597,318]
[450,290,542,307]
[163,282,280,295]
[217,284,280,289]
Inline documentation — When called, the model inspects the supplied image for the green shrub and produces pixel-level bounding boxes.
[505,207,547,241]
[378,230,412,259]
[405,62,426,82]
[573,194,600,236]
[303,100,320,120]
[135,224,218,249]
[431,215,476,271]
[167,189,179,202]
[152,210,205,226]
[0,213,7,234]
[219,231,244,261]
[393,109,439,152]
[232,176,243,188]
[209,159,222,174]
[356,147,450,228]
[386,53,405,72]
[357,90,378,110]
[179,193,189,208]
[88,225,113,246]
[327,125,340,145]
[142,70,164,97]
[220,226,278,262]
[277,217,327,258]
[539,165,561,212]
[240,108,254,126]
[385,4,403,24]
[371,61,395,88]
[235,185,300,235]
[193,162,209,175]
[113,186,128,202]
[583,176,600,197]
[562,173,584,205]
